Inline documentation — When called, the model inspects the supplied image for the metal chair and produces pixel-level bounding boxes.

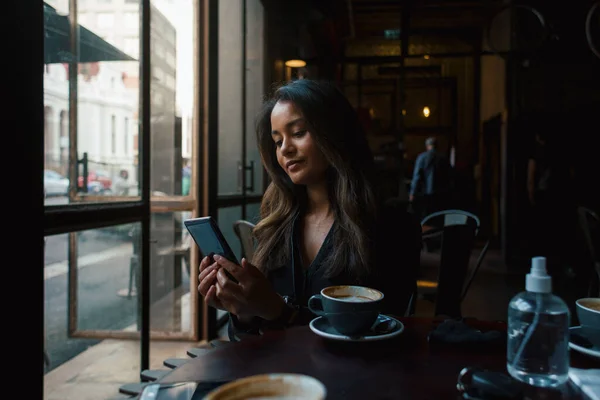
[140,369,170,382]
[420,209,480,242]
[460,239,491,302]
[119,338,232,396]
[418,210,481,291]
[233,220,256,263]
[163,358,190,369]
[417,209,489,318]
[119,382,151,396]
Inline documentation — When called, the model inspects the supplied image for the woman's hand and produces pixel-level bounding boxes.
[212,254,285,321]
[197,255,226,311]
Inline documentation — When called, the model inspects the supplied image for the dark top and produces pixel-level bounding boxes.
[409,149,453,196]
[228,201,422,341]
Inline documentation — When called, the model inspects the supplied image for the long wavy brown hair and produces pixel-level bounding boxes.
[252,79,381,282]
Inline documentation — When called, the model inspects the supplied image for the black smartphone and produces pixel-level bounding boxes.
[184,216,239,281]
[138,380,230,400]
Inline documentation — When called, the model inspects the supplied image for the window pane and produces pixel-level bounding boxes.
[43,0,141,204]
[44,223,141,369]
[44,227,141,397]
[74,224,141,330]
[218,0,243,195]
[246,202,261,225]
[149,211,192,334]
[245,0,265,196]
[150,0,196,196]
[97,13,114,29]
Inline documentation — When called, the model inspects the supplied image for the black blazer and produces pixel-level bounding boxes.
[228,201,422,340]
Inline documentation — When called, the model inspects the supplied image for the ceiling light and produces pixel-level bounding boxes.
[285,59,306,68]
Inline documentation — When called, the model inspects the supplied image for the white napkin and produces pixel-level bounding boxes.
[569,368,600,400]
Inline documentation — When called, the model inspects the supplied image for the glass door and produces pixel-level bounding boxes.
[244,0,266,224]
[215,0,265,259]
[208,0,265,335]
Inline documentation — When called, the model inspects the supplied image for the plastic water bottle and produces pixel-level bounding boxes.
[507,257,570,388]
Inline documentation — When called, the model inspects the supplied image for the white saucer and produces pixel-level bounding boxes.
[309,314,404,342]
[569,326,600,360]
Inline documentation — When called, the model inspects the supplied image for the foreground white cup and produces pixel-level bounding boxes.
[204,373,326,400]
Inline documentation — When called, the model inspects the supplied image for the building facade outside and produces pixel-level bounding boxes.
[44,0,190,196]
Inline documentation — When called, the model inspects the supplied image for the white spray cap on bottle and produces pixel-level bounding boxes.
[526,256,552,293]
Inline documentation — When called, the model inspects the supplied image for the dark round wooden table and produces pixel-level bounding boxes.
[159,317,597,399]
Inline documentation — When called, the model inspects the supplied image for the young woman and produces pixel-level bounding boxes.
[197,79,421,340]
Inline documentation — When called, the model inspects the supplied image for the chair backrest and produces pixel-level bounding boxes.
[460,239,490,303]
[233,220,256,263]
[421,209,480,236]
[577,206,600,296]
[434,224,477,318]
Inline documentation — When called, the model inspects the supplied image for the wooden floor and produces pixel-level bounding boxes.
[43,247,522,400]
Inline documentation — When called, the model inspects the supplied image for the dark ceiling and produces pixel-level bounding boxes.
[261,0,600,67]
[346,0,493,38]
[262,0,504,61]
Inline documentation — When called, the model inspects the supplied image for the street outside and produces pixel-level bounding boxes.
[44,224,138,372]
[44,196,190,373]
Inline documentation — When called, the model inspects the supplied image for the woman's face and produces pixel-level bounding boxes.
[270,100,329,186]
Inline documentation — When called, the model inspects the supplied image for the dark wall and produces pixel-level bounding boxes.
[504,0,600,267]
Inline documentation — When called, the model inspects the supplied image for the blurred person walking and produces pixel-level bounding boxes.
[409,137,454,220]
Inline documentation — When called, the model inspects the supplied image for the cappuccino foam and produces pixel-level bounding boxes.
[334,295,373,302]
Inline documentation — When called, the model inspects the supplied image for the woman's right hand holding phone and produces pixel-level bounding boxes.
[197,254,285,323]
[197,255,226,311]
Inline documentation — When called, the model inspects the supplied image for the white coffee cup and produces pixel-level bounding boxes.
[203,373,326,400]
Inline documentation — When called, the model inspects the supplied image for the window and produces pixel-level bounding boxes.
[97,13,114,29]
[166,74,175,90]
[124,12,138,31]
[152,66,164,83]
[124,117,129,154]
[40,0,266,397]
[154,43,164,59]
[165,51,176,68]
[78,13,88,26]
[152,91,163,106]
[124,38,139,59]
[111,115,116,154]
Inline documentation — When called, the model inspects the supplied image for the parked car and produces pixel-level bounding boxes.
[44,170,107,197]
[77,169,112,192]
[44,169,69,197]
